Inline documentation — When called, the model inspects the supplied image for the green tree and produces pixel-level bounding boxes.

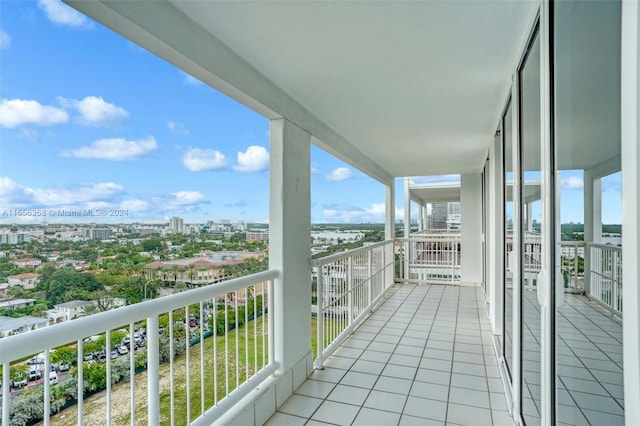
[46,267,104,304]
[51,346,76,368]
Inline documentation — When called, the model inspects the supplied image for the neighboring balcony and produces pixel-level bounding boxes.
[0,237,623,425]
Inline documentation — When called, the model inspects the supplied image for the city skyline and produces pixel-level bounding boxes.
[0,1,621,226]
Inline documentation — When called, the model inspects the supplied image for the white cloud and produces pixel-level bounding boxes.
[120,199,149,211]
[28,182,124,206]
[0,31,10,49]
[326,167,353,182]
[181,71,203,86]
[167,121,190,136]
[183,148,227,171]
[233,146,269,173]
[58,96,129,126]
[0,99,68,128]
[311,164,322,175]
[561,176,583,190]
[0,177,124,209]
[0,177,20,197]
[157,191,209,212]
[171,191,207,206]
[38,0,93,28]
[60,136,158,161]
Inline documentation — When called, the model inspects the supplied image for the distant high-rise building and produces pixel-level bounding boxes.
[169,216,184,234]
[429,202,448,230]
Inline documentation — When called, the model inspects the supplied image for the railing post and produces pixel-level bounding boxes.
[584,243,591,296]
[367,250,373,305]
[612,250,619,312]
[147,315,160,426]
[316,265,324,367]
[2,363,10,426]
[347,256,353,325]
[77,339,83,424]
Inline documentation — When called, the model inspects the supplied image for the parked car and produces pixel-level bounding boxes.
[28,369,42,381]
[95,353,107,363]
[83,353,94,362]
[117,345,129,355]
[12,377,27,388]
[110,350,118,359]
[49,371,58,385]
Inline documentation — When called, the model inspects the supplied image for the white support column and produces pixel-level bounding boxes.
[621,2,640,424]
[404,178,411,280]
[489,132,504,333]
[584,170,602,244]
[461,173,483,284]
[385,181,396,286]
[404,178,411,239]
[385,181,396,240]
[269,118,311,374]
[418,204,425,231]
[526,202,533,232]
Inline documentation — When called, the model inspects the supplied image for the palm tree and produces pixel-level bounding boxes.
[171,265,181,286]
[187,264,196,288]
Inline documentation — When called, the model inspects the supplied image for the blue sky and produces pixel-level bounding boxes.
[0,0,391,224]
[0,1,622,226]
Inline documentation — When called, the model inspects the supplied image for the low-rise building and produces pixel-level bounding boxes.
[0,315,47,337]
[0,298,36,310]
[11,258,42,268]
[49,300,95,322]
[7,273,40,289]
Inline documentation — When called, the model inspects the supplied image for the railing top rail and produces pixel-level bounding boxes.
[588,242,622,252]
[0,269,279,364]
[558,241,587,247]
[313,240,391,267]
[402,234,462,239]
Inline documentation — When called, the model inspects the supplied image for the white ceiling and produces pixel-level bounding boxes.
[67,0,539,180]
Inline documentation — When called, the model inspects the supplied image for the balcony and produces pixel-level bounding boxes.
[1,235,623,425]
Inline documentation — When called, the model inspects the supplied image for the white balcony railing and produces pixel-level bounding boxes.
[0,270,278,426]
[313,240,394,367]
[588,243,623,317]
[396,234,461,284]
[558,241,585,292]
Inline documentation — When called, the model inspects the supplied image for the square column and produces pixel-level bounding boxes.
[269,118,311,374]
[461,173,483,283]
[385,182,395,240]
[583,170,602,244]
[488,133,504,332]
[621,2,640,424]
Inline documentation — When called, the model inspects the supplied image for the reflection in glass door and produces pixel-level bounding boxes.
[519,30,541,425]
[553,1,624,424]
[502,100,514,379]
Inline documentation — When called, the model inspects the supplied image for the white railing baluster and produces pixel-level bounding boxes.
[2,363,10,426]
[200,302,205,415]
[235,294,239,389]
[129,322,135,426]
[212,301,218,406]
[169,311,175,426]
[77,339,83,426]
[224,294,229,396]
[106,329,111,426]
[185,305,191,424]
[147,315,160,426]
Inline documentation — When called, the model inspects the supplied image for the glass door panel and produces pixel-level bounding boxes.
[503,100,514,378]
[519,31,541,425]
[554,1,623,424]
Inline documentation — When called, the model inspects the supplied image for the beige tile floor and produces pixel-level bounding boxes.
[266,284,513,426]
